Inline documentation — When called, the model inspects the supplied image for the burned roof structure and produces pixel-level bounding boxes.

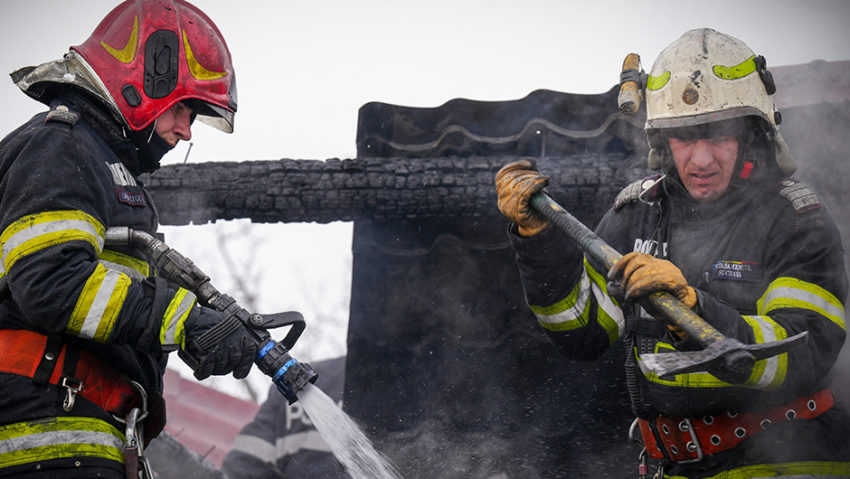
[143,59,850,478]
[345,86,648,478]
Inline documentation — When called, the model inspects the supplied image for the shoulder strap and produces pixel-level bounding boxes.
[32,334,64,386]
[44,104,80,127]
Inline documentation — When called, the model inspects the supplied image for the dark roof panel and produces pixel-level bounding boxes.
[356,86,647,158]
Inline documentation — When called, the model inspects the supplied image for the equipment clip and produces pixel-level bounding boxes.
[60,376,84,412]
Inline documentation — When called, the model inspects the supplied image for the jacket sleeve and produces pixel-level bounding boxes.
[509,213,627,360]
[0,121,194,352]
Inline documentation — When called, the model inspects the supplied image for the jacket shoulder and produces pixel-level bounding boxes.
[44,104,80,127]
[775,179,821,214]
[614,175,665,211]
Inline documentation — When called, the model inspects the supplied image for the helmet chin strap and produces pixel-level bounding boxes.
[122,119,175,175]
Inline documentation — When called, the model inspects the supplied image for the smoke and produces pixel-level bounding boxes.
[780,102,850,405]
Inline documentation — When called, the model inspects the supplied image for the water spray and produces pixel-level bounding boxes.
[104,227,317,404]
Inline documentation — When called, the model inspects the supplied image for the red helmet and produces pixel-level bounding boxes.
[71,0,236,132]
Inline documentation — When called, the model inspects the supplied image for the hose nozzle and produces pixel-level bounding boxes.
[256,339,318,404]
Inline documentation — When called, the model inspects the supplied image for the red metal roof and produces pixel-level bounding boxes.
[162,368,260,468]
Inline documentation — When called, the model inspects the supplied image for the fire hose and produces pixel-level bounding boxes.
[104,227,317,404]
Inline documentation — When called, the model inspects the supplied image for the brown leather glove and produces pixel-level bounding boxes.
[607,252,697,339]
[495,160,550,236]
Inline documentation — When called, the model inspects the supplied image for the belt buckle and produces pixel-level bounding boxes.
[676,418,704,464]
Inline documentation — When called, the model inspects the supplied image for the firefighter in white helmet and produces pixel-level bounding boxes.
[496,28,850,478]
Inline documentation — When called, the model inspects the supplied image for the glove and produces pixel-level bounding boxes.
[607,252,697,339]
[495,160,550,236]
[183,306,258,380]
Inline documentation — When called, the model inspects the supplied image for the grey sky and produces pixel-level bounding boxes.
[2,0,849,163]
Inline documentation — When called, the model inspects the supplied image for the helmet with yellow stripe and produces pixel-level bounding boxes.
[644,28,795,176]
[71,0,237,133]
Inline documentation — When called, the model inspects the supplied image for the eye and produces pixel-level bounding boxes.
[708,136,735,146]
[668,137,695,148]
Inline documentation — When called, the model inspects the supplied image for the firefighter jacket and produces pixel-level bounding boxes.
[508,175,850,478]
[222,356,347,479]
[0,93,197,477]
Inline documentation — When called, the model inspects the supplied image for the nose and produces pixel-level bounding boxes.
[689,139,715,168]
[173,108,193,141]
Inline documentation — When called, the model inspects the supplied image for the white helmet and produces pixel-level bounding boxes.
[644,28,795,175]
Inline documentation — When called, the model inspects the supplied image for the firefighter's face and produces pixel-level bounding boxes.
[668,136,739,202]
[155,102,194,146]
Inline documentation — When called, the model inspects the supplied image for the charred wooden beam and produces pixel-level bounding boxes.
[143,154,649,226]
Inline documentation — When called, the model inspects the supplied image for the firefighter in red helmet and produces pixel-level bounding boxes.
[496,29,850,478]
[0,1,254,477]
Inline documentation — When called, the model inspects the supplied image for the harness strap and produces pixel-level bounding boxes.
[639,389,834,462]
[0,328,139,417]
[31,333,63,386]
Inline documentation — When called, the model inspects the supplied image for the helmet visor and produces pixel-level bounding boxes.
[196,102,235,133]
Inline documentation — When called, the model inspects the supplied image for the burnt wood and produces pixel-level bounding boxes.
[143,153,648,227]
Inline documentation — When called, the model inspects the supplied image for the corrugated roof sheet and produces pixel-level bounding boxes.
[356,86,648,159]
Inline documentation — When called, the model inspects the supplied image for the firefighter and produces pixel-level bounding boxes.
[495,29,850,478]
[221,356,347,478]
[0,1,256,477]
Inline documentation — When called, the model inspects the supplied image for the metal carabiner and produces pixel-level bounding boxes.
[629,417,644,447]
[638,448,649,479]
[113,380,149,424]
[119,382,153,479]
[60,376,84,412]
[124,407,142,479]
[123,406,155,479]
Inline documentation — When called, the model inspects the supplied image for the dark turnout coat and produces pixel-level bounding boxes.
[0,93,193,477]
[509,172,850,478]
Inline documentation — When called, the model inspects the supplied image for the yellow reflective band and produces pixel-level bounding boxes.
[640,342,731,388]
[182,30,227,80]
[667,460,850,479]
[161,288,197,350]
[758,277,846,330]
[584,257,624,344]
[67,263,131,342]
[531,270,591,332]
[713,54,757,80]
[741,315,787,389]
[0,417,124,467]
[100,15,138,64]
[646,71,670,91]
[1,211,104,275]
[530,258,624,344]
[99,248,151,281]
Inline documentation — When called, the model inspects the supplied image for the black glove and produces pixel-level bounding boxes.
[182,306,258,380]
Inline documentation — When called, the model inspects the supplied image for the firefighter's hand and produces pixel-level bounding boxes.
[183,306,257,380]
[607,252,697,339]
[495,160,550,236]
